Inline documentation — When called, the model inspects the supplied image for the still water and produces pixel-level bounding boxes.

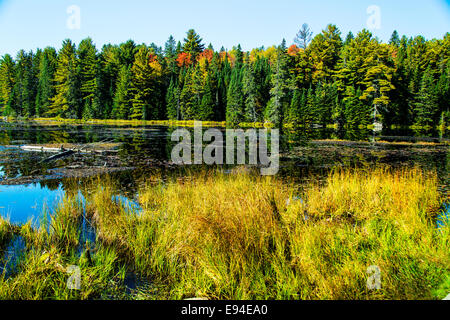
[0,121,448,225]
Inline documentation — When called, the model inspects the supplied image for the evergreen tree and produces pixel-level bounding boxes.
[199,73,215,120]
[130,47,163,120]
[166,78,179,120]
[242,61,259,122]
[0,54,15,116]
[344,32,354,46]
[343,86,365,126]
[226,67,244,125]
[294,23,313,49]
[265,45,288,127]
[309,24,343,83]
[12,50,37,117]
[78,38,99,119]
[35,47,57,117]
[165,35,178,79]
[112,65,132,119]
[0,27,447,129]
[48,39,81,118]
[390,30,400,46]
[183,29,205,61]
[414,69,438,126]
[287,88,301,126]
[98,44,121,119]
[305,86,315,125]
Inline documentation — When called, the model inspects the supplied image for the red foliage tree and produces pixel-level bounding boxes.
[176,52,192,67]
[287,44,301,57]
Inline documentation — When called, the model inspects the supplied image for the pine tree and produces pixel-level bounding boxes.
[48,39,81,118]
[0,54,15,116]
[112,65,132,119]
[294,23,313,49]
[390,31,400,46]
[97,44,121,119]
[309,24,343,84]
[199,74,215,120]
[344,32,354,46]
[226,67,244,125]
[78,38,99,119]
[242,61,259,122]
[166,78,178,120]
[119,40,137,67]
[305,86,315,125]
[35,47,57,117]
[179,65,204,120]
[287,88,301,126]
[343,86,364,127]
[414,69,438,126]
[183,29,205,61]
[265,45,288,127]
[165,35,178,79]
[436,62,450,125]
[130,47,163,120]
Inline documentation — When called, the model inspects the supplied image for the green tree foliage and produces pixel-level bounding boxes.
[11,50,38,117]
[47,40,80,118]
[413,69,439,127]
[265,45,289,127]
[130,47,163,120]
[112,65,132,119]
[183,29,205,61]
[0,54,16,116]
[242,60,259,122]
[226,67,244,125]
[35,47,57,117]
[166,78,179,120]
[78,38,99,119]
[0,27,447,129]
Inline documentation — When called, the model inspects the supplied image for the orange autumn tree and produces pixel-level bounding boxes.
[177,52,192,68]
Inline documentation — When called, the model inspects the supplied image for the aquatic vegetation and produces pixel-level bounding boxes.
[0,167,448,300]
[0,217,13,249]
[130,167,449,299]
[0,245,127,300]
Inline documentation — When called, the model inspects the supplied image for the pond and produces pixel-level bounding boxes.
[0,120,448,225]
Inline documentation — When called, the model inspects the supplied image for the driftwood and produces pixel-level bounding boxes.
[20,146,64,153]
[40,149,75,163]
[7,143,119,164]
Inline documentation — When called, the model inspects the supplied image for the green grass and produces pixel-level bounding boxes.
[0,167,448,300]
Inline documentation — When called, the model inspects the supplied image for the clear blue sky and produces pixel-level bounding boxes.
[0,0,449,56]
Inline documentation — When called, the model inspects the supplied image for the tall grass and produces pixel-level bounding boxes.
[0,193,127,300]
[0,217,13,249]
[0,167,448,300]
[89,167,449,300]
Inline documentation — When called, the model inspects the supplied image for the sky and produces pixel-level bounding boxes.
[0,0,449,56]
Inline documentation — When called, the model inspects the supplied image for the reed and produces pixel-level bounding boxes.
[0,167,448,300]
[0,217,13,249]
[90,167,449,299]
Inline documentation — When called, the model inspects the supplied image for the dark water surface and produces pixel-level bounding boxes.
[0,121,448,224]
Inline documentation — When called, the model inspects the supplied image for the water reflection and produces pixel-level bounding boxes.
[0,184,64,224]
[0,121,448,224]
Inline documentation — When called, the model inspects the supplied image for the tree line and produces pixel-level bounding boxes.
[0,26,449,128]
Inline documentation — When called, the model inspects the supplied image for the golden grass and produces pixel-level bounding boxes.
[89,167,449,299]
[0,167,448,300]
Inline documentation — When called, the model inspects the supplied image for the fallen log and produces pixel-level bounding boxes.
[20,146,63,153]
[40,149,75,163]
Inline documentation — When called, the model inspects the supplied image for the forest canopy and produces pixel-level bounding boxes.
[0,26,449,128]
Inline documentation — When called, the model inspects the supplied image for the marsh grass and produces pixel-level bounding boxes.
[86,167,449,300]
[0,167,448,300]
[0,217,13,249]
[0,192,128,300]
